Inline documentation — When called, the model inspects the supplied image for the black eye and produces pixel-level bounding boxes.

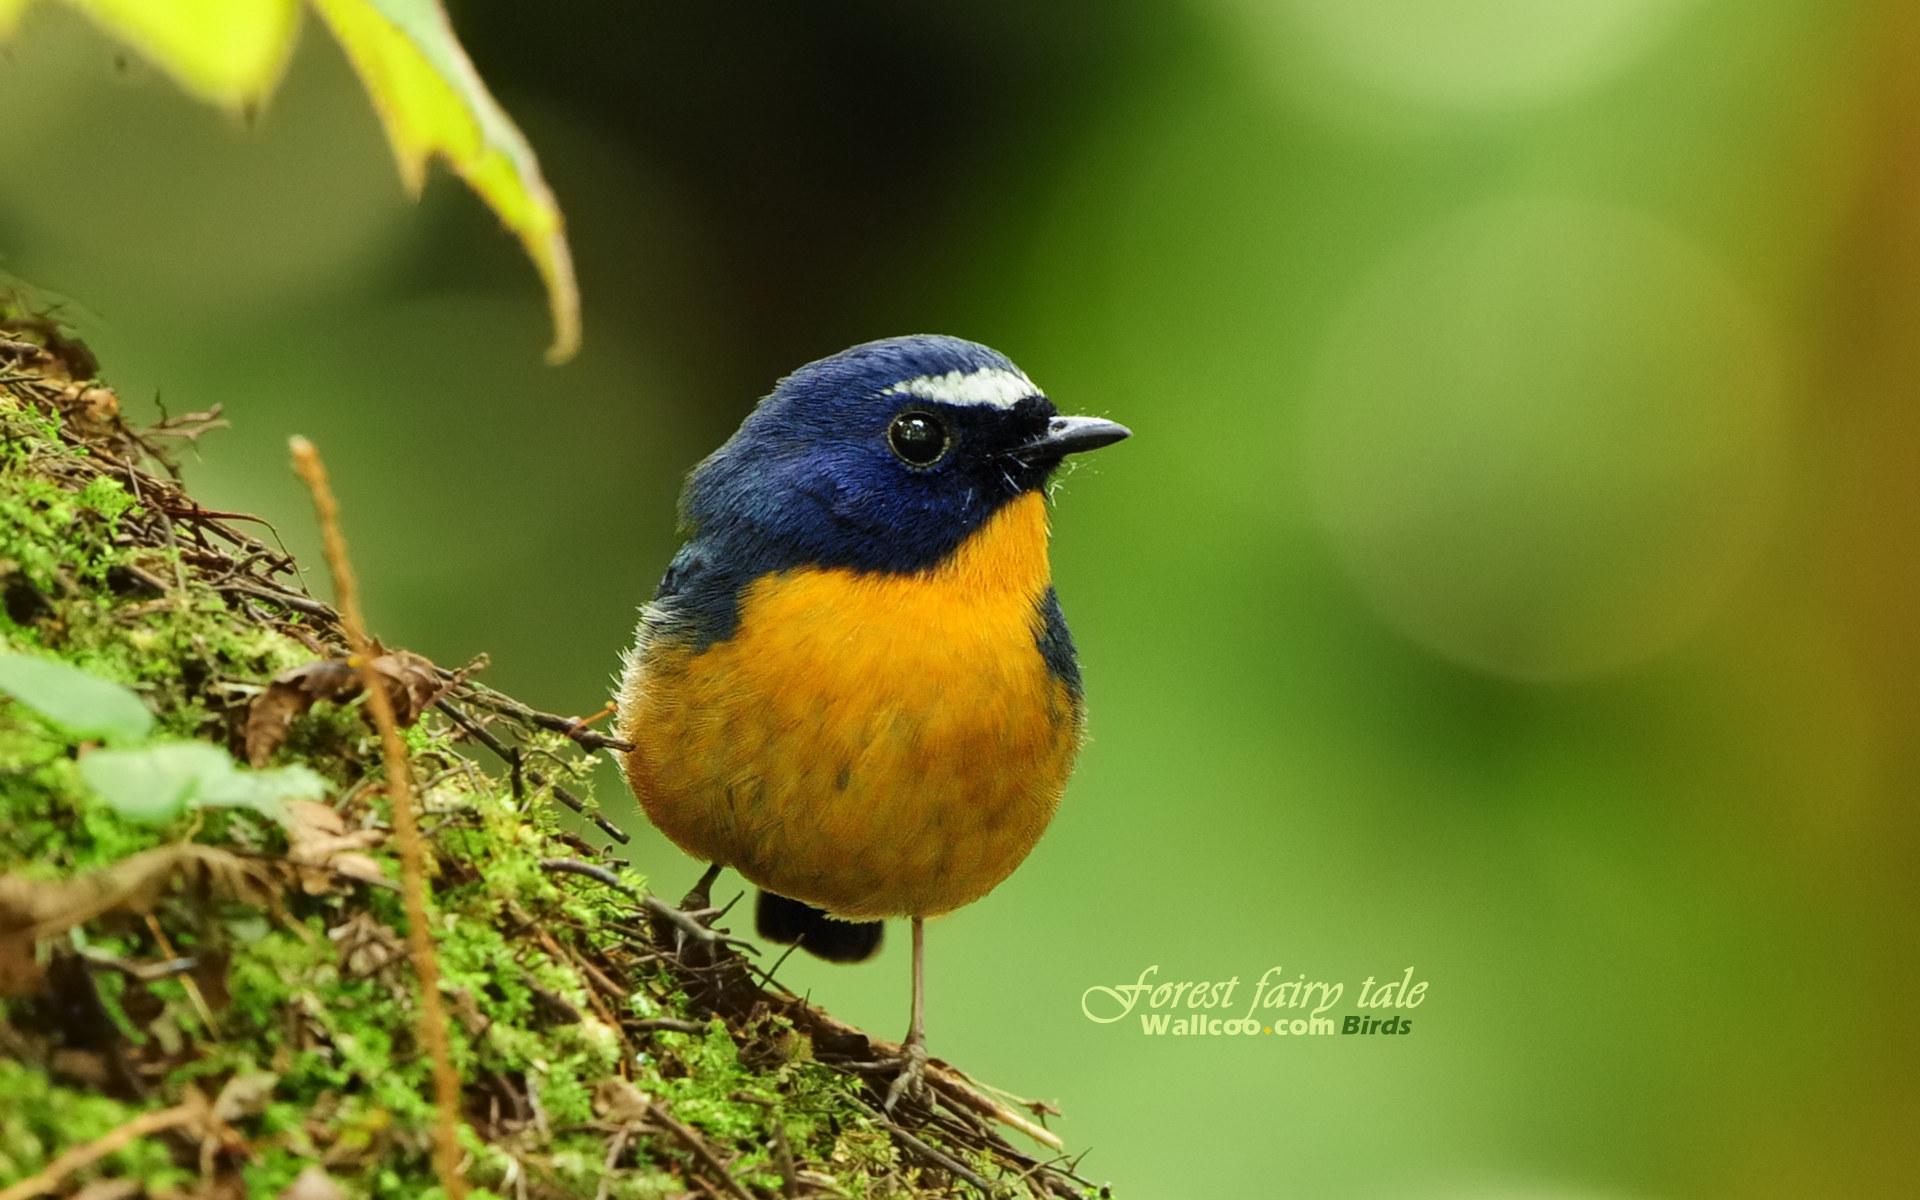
[887,411,950,466]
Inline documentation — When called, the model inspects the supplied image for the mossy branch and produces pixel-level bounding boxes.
[0,314,1104,1199]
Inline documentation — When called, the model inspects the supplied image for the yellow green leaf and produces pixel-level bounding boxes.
[62,0,301,111]
[306,0,580,362]
[0,0,31,37]
[0,0,580,363]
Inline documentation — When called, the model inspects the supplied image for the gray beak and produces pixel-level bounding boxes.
[1016,415,1132,458]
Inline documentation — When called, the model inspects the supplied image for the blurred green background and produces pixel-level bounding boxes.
[4,1,1917,1195]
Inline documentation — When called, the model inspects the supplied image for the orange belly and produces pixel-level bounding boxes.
[618,494,1083,918]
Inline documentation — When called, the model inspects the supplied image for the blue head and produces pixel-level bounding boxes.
[679,335,1129,575]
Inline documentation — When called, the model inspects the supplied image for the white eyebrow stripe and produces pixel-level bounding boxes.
[883,366,1039,409]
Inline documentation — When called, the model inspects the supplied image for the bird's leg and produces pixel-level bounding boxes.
[651,863,739,964]
[882,917,931,1112]
[677,862,726,956]
[680,862,724,914]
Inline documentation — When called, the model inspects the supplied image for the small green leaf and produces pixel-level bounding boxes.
[80,742,328,825]
[79,742,230,824]
[201,761,329,819]
[0,652,155,744]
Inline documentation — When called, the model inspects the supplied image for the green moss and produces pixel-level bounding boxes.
[75,475,134,523]
[0,1061,194,1190]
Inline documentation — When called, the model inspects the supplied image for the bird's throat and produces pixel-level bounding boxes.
[917,490,1053,601]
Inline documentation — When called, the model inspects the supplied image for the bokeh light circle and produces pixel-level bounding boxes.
[1303,196,1788,681]
[1218,0,1703,116]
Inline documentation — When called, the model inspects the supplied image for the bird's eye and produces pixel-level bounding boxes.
[887,411,950,467]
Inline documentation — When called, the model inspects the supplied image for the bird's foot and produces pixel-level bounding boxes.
[678,872,715,915]
[879,1037,931,1114]
[646,895,752,958]
[646,867,752,964]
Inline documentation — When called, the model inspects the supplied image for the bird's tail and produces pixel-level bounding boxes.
[755,890,883,963]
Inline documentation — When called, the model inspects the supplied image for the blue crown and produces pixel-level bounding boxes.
[765,335,1032,409]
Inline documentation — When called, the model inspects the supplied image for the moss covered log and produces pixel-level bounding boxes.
[0,315,1099,1200]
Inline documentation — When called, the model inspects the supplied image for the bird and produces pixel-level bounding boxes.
[615,334,1127,1107]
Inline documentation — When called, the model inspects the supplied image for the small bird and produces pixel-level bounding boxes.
[617,335,1127,1105]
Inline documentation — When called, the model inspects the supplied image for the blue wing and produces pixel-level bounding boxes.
[1035,586,1083,700]
[644,537,756,651]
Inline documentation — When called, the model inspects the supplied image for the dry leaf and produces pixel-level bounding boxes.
[0,845,272,996]
[280,1166,347,1200]
[282,798,347,840]
[190,945,234,1014]
[244,650,444,765]
[592,1077,652,1126]
[0,936,44,996]
[212,1070,280,1124]
[281,799,390,894]
[445,986,490,1038]
[48,1048,114,1091]
[327,912,404,978]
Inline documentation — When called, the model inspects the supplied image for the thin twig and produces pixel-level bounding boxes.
[648,1103,754,1200]
[536,857,756,955]
[927,1064,1064,1152]
[595,877,759,957]
[629,1017,708,1034]
[537,857,631,894]
[441,703,630,843]
[846,1095,994,1194]
[450,681,635,753]
[290,436,467,1200]
[215,581,338,621]
[594,1127,630,1200]
[142,914,214,1035]
[0,1101,200,1200]
[727,1092,800,1200]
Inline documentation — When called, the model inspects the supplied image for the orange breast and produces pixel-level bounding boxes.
[619,493,1083,918]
